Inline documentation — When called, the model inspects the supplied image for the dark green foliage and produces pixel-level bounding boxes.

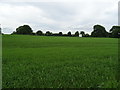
[0,27,1,34]
[50,32,63,36]
[84,33,90,37]
[107,33,112,38]
[110,26,120,38]
[74,31,79,37]
[32,32,36,35]
[36,30,43,36]
[67,31,72,36]
[15,25,33,35]
[59,32,63,36]
[52,33,59,36]
[91,25,108,37]
[80,31,85,37]
[10,24,120,38]
[62,34,69,36]
[45,31,52,36]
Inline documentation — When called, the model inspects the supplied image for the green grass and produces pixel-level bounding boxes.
[2,35,118,88]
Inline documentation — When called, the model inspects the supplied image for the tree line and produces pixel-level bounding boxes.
[11,24,120,38]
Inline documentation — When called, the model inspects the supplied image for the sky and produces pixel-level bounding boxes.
[0,0,119,34]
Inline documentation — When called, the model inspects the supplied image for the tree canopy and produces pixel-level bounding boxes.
[67,31,72,36]
[16,25,33,35]
[110,26,120,38]
[74,31,79,37]
[91,25,108,37]
[80,31,85,37]
[59,32,63,36]
[11,24,120,38]
[36,30,43,36]
[45,31,52,36]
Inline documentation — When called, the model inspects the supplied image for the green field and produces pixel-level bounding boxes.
[2,35,118,88]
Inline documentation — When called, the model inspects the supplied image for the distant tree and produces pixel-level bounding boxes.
[84,33,90,37]
[36,30,43,36]
[16,25,33,35]
[91,25,108,37]
[52,33,59,36]
[74,31,79,37]
[45,31,52,36]
[108,33,112,37]
[0,26,1,34]
[59,32,63,36]
[80,31,85,37]
[67,31,72,36]
[110,26,120,38]
[32,32,36,35]
[62,34,68,36]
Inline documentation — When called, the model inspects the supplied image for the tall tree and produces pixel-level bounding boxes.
[74,31,79,37]
[80,31,85,37]
[67,31,72,36]
[91,25,108,37]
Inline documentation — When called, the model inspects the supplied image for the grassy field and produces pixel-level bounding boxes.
[2,35,118,88]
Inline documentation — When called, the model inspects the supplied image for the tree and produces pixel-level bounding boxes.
[45,31,52,36]
[67,31,72,36]
[110,26,120,38]
[74,31,79,37]
[91,25,108,37]
[16,25,33,35]
[84,33,90,37]
[0,26,1,34]
[32,32,36,35]
[36,30,43,36]
[59,32,63,36]
[80,31,85,37]
[0,24,2,34]
[62,34,68,36]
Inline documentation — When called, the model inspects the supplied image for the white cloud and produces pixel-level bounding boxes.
[0,0,119,34]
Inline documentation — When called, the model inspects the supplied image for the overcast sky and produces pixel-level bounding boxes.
[0,0,119,34]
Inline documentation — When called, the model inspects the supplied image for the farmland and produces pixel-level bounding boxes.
[2,35,118,88]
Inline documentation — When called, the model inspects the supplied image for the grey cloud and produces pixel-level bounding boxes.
[0,0,119,34]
